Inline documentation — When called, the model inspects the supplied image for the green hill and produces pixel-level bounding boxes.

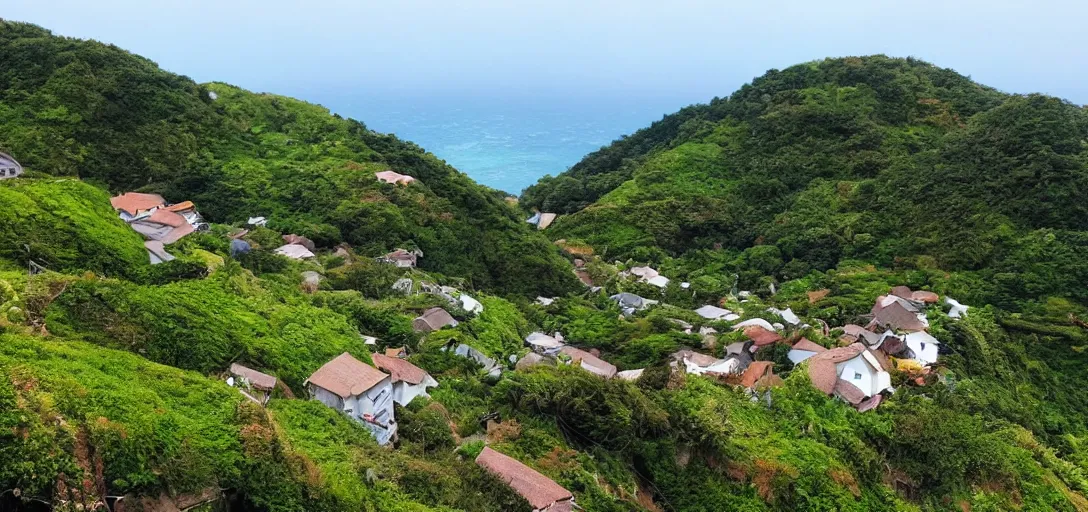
[523,56,1088,307]
[0,20,577,297]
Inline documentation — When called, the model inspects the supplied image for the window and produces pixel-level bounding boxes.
[854,372,863,380]
[920,343,926,350]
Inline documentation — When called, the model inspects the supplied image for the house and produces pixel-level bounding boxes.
[144,241,176,265]
[744,325,783,348]
[525,332,564,353]
[806,343,892,408]
[609,293,657,316]
[371,353,438,406]
[475,447,574,512]
[767,307,801,326]
[304,353,397,445]
[129,209,195,244]
[739,361,780,390]
[412,307,458,332]
[375,170,416,185]
[164,201,205,227]
[559,347,617,379]
[228,363,277,406]
[787,338,827,365]
[275,244,316,259]
[384,249,419,268]
[672,349,743,376]
[110,192,166,222]
[694,305,738,321]
[871,300,928,332]
[459,294,484,315]
[946,297,969,319]
[732,318,776,332]
[247,216,268,227]
[615,368,644,381]
[0,152,23,179]
[904,331,940,366]
[282,234,316,251]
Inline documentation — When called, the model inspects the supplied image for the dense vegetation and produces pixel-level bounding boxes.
[0,20,577,298]
[523,56,1088,308]
[1,21,1087,512]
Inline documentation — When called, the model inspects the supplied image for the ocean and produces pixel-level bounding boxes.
[303,91,695,195]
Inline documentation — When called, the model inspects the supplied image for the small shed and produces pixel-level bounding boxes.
[559,347,617,379]
[412,307,458,332]
[229,363,277,406]
[384,249,419,268]
[475,447,574,512]
[275,244,316,260]
[110,192,166,221]
[0,152,23,179]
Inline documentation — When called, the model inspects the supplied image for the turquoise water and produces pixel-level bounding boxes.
[307,92,693,195]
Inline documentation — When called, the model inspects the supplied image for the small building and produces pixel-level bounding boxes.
[559,347,617,379]
[371,353,438,406]
[0,152,24,179]
[275,244,316,260]
[475,447,574,512]
[282,234,316,251]
[739,361,780,390]
[110,192,166,222]
[526,212,557,230]
[744,325,783,348]
[694,305,738,321]
[247,216,268,227]
[412,307,458,332]
[375,170,416,185]
[304,353,397,445]
[871,300,928,332]
[384,249,419,268]
[807,343,892,408]
[129,209,195,244]
[787,338,828,365]
[144,241,176,265]
[228,363,277,406]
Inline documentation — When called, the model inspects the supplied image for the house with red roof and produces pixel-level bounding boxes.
[475,447,574,512]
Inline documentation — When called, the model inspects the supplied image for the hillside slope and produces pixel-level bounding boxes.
[0,20,578,297]
[523,56,1088,307]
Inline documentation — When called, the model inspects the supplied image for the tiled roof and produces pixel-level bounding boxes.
[739,361,773,388]
[873,301,927,332]
[744,325,783,346]
[560,347,617,379]
[371,353,431,385]
[110,192,165,215]
[230,363,277,390]
[475,447,572,510]
[791,338,827,353]
[304,353,388,398]
[165,201,195,212]
[147,209,189,227]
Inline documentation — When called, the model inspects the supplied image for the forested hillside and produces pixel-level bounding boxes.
[0,21,577,297]
[523,56,1088,308]
[2,22,1088,512]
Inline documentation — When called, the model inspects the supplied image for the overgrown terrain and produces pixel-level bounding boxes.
[1,21,1087,512]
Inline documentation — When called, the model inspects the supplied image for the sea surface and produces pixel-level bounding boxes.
[304,91,695,195]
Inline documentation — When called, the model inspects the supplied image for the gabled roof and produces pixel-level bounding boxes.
[911,290,939,303]
[744,325,783,347]
[806,343,867,394]
[230,363,277,390]
[414,307,458,331]
[537,213,557,230]
[147,209,189,227]
[110,192,165,215]
[791,338,827,353]
[872,301,928,332]
[739,361,774,388]
[165,201,195,212]
[371,353,432,385]
[560,347,617,379]
[275,244,316,259]
[475,447,572,510]
[304,352,388,398]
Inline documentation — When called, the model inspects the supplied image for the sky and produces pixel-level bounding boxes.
[5,0,1088,105]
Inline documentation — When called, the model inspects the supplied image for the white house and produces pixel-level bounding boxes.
[0,152,23,179]
[904,331,940,366]
[275,243,316,260]
[807,343,892,407]
[304,353,397,445]
[694,305,736,321]
[837,350,892,397]
[371,353,438,406]
[525,332,564,353]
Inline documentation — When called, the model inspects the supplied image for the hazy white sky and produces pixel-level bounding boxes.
[5,0,1088,104]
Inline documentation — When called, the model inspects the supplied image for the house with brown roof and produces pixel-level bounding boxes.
[129,209,195,245]
[413,307,458,332]
[806,343,891,409]
[744,325,783,348]
[475,447,574,512]
[371,353,438,406]
[0,152,23,179]
[559,347,617,379]
[871,300,928,332]
[111,192,166,222]
[739,361,781,389]
[384,248,419,268]
[228,363,277,406]
[304,353,397,445]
